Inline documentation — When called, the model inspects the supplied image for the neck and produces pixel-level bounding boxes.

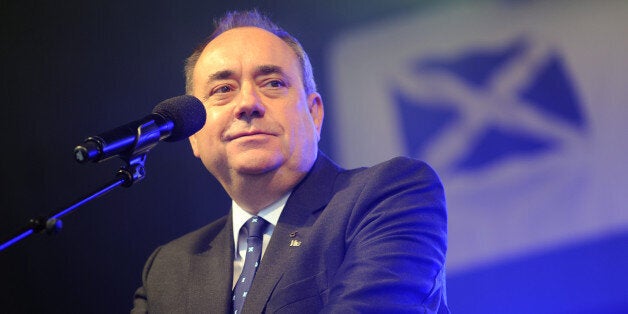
[222,170,307,214]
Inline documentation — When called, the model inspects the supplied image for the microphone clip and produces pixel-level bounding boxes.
[74,114,166,164]
[75,116,166,185]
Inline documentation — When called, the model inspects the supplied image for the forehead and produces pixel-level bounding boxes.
[194,27,300,77]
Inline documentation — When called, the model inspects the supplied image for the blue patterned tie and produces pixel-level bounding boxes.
[233,216,268,314]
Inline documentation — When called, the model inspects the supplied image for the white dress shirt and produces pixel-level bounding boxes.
[231,193,290,288]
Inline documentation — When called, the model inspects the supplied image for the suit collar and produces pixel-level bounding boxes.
[241,151,342,313]
[284,151,342,214]
[187,214,234,314]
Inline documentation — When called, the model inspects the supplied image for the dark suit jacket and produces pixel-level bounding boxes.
[131,152,449,313]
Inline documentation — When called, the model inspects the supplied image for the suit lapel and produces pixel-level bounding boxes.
[242,152,342,313]
[187,214,234,314]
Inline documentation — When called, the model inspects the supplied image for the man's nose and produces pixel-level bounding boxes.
[235,83,265,120]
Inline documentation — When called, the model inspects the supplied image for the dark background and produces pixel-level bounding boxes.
[0,1,438,313]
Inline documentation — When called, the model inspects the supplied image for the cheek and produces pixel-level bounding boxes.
[191,110,225,153]
[284,112,317,150]
[204,108,229,137]
[295,106,317,133]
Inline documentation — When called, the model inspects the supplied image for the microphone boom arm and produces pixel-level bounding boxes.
[1,121,155,252]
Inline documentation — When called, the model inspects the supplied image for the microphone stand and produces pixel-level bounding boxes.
[0,154,147,252]
[1,118,162,252]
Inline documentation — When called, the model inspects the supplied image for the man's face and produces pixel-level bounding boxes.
[189,27,323,184]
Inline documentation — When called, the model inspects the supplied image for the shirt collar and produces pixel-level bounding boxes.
[232,192,290,250]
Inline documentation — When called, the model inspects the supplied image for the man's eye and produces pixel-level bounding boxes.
[216,85,232,93]
[267,80,285,88]
[211,85,234,96]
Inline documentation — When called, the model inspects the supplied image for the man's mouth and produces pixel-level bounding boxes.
[225,130,273,141]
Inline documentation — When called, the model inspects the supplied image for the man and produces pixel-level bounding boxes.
[132,9,449,313]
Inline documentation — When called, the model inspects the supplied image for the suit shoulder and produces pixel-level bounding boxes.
[354,156,442,183]
[335,156,445,211]
[159,215,229,255]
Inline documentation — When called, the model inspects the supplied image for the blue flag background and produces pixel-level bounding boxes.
[329,1,628,312]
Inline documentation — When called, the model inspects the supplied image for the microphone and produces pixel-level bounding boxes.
[74,95,206,163]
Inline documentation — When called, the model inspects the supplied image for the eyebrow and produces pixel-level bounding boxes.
[206,65,289,83]
[208,70,235,81]
[254,65,285,77]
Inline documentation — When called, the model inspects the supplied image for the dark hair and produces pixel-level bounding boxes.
[184,9,317,95]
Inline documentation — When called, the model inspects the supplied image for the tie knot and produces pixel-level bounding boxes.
[244,216,268,239]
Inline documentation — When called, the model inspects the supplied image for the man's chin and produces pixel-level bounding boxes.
[230,153,283,175]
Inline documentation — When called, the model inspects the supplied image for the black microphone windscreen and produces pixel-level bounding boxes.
[152,95,206,142]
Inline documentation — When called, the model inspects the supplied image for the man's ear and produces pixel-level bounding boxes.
[307,92,324,138]
[189,134,200,157]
